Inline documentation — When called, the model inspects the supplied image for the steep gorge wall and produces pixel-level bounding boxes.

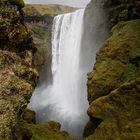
[0,1,75,140]
[84,0,140,139]
[0,0,38,139]
[1,0,140,139]
[24,12,53,84]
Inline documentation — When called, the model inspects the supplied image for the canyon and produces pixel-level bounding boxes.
[0,0,140,140]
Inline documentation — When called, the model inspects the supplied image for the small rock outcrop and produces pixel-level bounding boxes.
[20,109,75,140]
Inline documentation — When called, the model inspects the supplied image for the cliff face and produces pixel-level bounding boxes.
[2,0,140,139]
[23,5,77,85]
[0,0,38,139]
[85,0,140,139]
[0,1,75,140]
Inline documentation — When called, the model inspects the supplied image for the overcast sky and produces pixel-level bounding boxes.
[24,0,91,7]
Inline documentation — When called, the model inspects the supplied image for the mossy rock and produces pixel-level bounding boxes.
[109,0,140,26]
[0,1,38,139]
[85,78,140,140]
[0,51,37,140]
[10,0,25,8]
[87,20,140,103]
[0,69,33,139]
[85,19,140,139]
[22,108,36,124]
[20,121,75,140]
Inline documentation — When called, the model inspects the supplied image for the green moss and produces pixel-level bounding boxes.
[123,64,139,80]
[133,46,140,57]
[10,0,25,8]
[87,20,140,103]
[20,121,75,140]
[31,25,51,43]
[22,109,36,124]
[32,26,46,39]
[24,4,77,16]
[119,9,129,20]
[109,0,140,27]
[86,78,140,140]
[29,25,51,73]
[86,20,140,140]
[0,20,11,29]
[0,1,38,139]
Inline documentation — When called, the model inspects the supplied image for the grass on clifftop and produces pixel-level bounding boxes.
[24,4,77,16]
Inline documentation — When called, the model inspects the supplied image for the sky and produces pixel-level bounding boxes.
[24,0,91,7]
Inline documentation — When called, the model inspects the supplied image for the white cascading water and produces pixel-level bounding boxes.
[29,9,89,139]
[28,0,109,138]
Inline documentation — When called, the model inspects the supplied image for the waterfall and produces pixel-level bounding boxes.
[28,1,109,138]
[29,9,89,139]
